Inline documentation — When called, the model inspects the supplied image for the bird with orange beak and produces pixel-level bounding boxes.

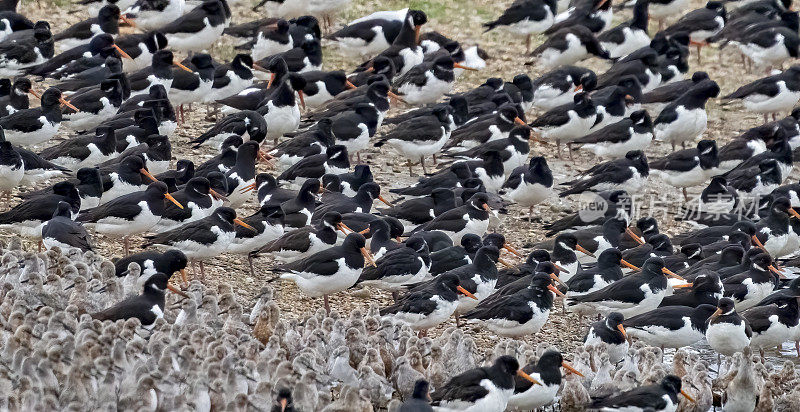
[509,350,584,411]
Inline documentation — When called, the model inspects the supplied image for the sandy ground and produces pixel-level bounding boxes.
[6,0,798,358]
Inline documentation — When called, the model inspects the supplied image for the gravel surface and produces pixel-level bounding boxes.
[6,0,797,361]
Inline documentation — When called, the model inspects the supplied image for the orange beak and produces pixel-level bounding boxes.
[112,44,132,60]
[359,227,370,235]
[626,228,645,245]
[140,168,158,182]
[575,244,595,258]
[453,62,478,71]
[457,285,478,300]
[789,208,800,219]
[60,96,79,112]
[167,283,189,298]
[620,259,640,271]
[267,72,276,89]
[239,182,256,193]
[336,222,351,234]
[482,203,492,212]
[663,268,684,280]
[574,85,583,92]
[297,90,306,110]
[553,263,567,273]
[561,361,584,376]
[414,25,421,45]
[709,307,723,321]
[547,284,565,297]
[549,272,566,287]
[252,63,267,72]
[119,14,136,28]
[280,398,287,412]
[234,218,255,231]
[360,247,377,267]
[672,283,693,289]
[165,193,184,209]
[179,268,188,285]
[517,369,542,385]
[378,195,392,207]
[752,234,766,250]
[514,117,527,126]
[345,80,357,89]
[503,242,522,257]
[388,90,407,104]
[681,390,696,403]
[173,60,193,73]
[209,189,228,201]
[768,265,786,279]
[594,0,608,9]
[616,324,627,339]
[28,89,41,99]
[498,257,515,268]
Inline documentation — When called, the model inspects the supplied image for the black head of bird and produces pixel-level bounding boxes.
[162,249,189,275]
[370,56,395,77]
[299,178,321,197]
[625,150,648,171]
[432,105,453,124]
[144,32,169,53]
[89,34,116,53]
[467,193,491,212]
[326,145,349,162]
[450,161,473,180]
[462,233,482,253]
[405,236,430,256]
[635,216,659,237]
[52,201,72,219]
[191,53,215,71]
[528,250,551,265]
[143,272,188,298]
[606,312,626,335]
[384,217,405,238]
[342,232,374,267]
[321,174,341,192]
[321,211,345,232]
[696,139,719,169]
[711,297,736,321]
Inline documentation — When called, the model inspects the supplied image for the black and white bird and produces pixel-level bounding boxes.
[152,176,224,232]
[111,31,168,73]
[277,145,350,186]
[508,350,582,411]
[0,181,80,237]
[430,356,540,411]
[560,150,650,196]
[61,78,124,131]
[327,12,406,57]
[641,71,710,109]
[649,139,720,200]
[567,257,682,318]
[113,249,188,284]
[53,4,125,52]
[41,201,93,252]
[380,272,476,332]
[723,252,780,311]
[0,87,77,147]
[0,139,23,197]
[392,55,470,105]
[204,54,256,104]
[444,104,526,151]
[528,92,597,158]
[98,154,159,204]
[354,10,427,77]
[654,79,720,150]
[275,232,375,313]
[77,181,183,254]
[598,0,650,58]
[583,312,628,363]
[624,303,717,349]
[159,0,228,52]
[530,66,596,110]
[247,19,293,60]
[0,25,53,77]
[482,0,558,52]
[572,109,653,158]
[705,297,753,356]
[529,24,609,68]
[500,156,553,219]
[125,0,186,31]
[190,110,267,149]
[589,375,695,411]
[663,1,726,63]
[374,105,454,175]
[722,65,800,123]
[91,273,187,328]
[410,193,492,244]
[742,294,798,353]
[462,272,561,337]
[356,236,430,292]
[256,211,348,263]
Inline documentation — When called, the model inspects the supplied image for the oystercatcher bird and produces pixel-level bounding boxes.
[279,178,320,229]
[706,297,753,357]
[409,193,492,244]
[462,272,561,337]
[245,19,293,60]
[275,232,375,313]
[446,126,532,178]
[204,54,256,105]
[190,110,267,149]
[61,78,124,131]
[228,205,285,274]
[41,201,93,252]
[269,118,334,169]
[529,25,609,68]
[723,252,780,310]
[560,150,650,196]
[39,127,117,171]
[357,235,430,292]
[0,140,23,198]
[152,176,223,232]
[374,106,454,175]
[78,181,182,254]
[354,10,427,77]
[427,233,481,276]
[742,294,798,354]
[598,0,649,59]
[389,161,472,196]
[642,71,710,107]
[528,92,597,158]
[326,12,405,57]
[392,55,469,105]
[277,145,349,186]
[572,109,653,158]
[255,211,347,263]
[0,77,32,117]
[222,140,265,208]
[328,102,380,163]
[114,248,188,284]
[98,154,159,204]
[653,79,720,150]
[380,272,475,333]
[565,247,626,298]
[482,0,558,53]
[256,73,307,142]
[752,196,799,257]
[650,139,720,200]
[722,65,800,123]
[430,355,540,411]
[623,303,717,349]
[0,25,53,77]
[664,1,726,63]
[159,0,227,52]
[0,88,77,147]
[112,31,167,73]
[126,0,185,31]
[443,104,525,151]
[0,181,80,237]
[169,53,215,123]
[143,206,253,277]
[589,375,695,410]
[508,350,583,411]
[567,257,684,318]
[53,4,126,52]
[128,49,193,96]
[91,272,187,328]
[500,156,553,220]
[298,70,354,108]
[530,66,596,110]
[584,312,628,362]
